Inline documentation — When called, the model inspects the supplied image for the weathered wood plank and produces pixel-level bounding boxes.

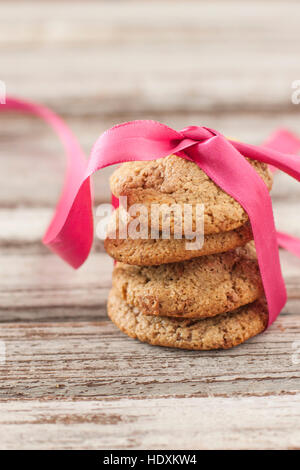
[0,252,112,318]
[2,0,300,47]
[0,304,299,400]
[0,244,299,321]
[1,1,300,114]
[0,394,300,450]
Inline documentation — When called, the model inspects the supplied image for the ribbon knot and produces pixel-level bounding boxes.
[181,126,217,142]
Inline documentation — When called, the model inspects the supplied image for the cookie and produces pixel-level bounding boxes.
[105,208,253,265]
[110,154,273,236]
[112,242,263,319]
[107,289,268,350]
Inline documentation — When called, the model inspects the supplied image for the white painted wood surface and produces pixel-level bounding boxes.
[1,1,300,115]
[1,396,300,450]
[0,0,300,450]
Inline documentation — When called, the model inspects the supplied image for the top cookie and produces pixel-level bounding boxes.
[110,154,273,235]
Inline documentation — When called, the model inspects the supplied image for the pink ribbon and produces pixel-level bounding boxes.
[2,97,300,327]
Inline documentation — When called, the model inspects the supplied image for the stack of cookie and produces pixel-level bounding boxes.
[105,155,273,350]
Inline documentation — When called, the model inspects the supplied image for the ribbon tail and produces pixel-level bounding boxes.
[1,103,194,267]
[231,131,300,260]
[262,129,300,259]
[185,135,287,326]
[1,97,94,268]
[277,231,300,258]
[43,179,94,268]
[231,139,300,182]
[263,128,300,167]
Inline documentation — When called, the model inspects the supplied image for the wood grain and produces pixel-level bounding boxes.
[1,1,300,115]
[0,395,300,450]
[0,307,299,401]
[1,0,300,450]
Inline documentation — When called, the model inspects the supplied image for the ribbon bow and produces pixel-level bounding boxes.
[2,97,300,327]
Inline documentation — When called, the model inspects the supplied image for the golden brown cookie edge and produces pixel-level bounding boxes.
[107,289,268,351]
[104,219,253,266]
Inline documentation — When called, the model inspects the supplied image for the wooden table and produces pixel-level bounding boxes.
[0,0,300,450]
